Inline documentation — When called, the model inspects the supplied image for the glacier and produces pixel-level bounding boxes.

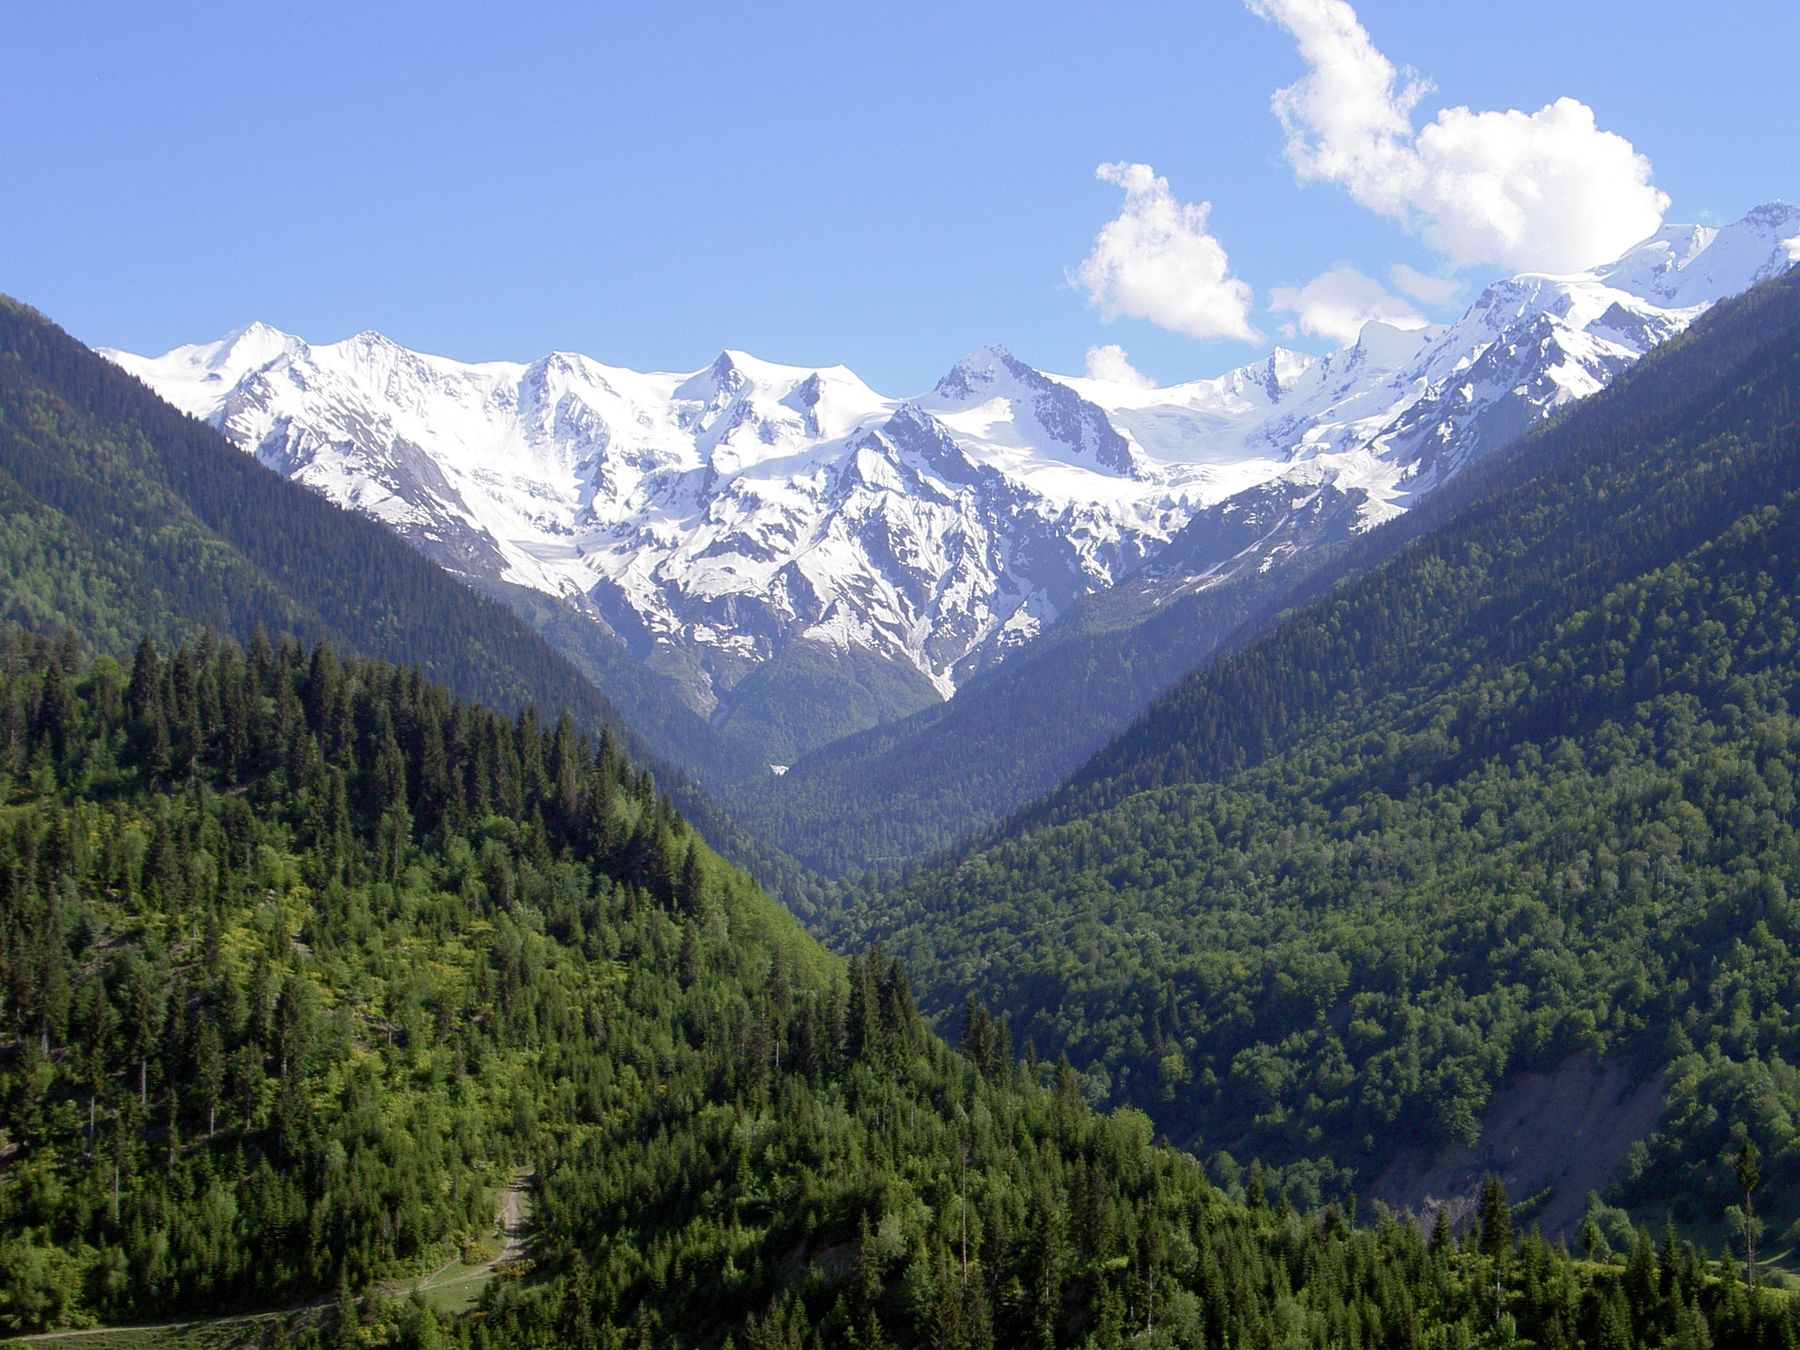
[103,203,1800,754]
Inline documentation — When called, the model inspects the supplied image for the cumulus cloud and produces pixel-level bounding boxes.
[1247,0,1668,274]
[1083,344,1158,388]
[1076,162,1261,343]
[1390,262,1459,307]
[1268,265,1426,345]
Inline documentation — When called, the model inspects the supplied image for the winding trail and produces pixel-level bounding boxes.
[8,1170,533,1345]
[413,1170,532,1296]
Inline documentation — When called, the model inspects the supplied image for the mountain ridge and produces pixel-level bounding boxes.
[105,204,1800,776]
[0,293,818,907]
[834,264,1800,1228]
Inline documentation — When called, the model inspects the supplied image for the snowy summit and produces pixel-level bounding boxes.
[105,204,1800,738]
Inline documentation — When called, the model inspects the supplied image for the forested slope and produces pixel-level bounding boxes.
[9,634,1793,1346]
[726,551,1335,877]
[0,627,816,1328]
[841,269,1800,1230]
[1045,269,1800,823]
[0,295,818,910]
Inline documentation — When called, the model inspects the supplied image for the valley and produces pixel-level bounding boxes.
[1,30,1797,1341]
[0,246,1793,1346]
[107,206,1800,844]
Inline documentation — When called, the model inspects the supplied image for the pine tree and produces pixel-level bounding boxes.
[1430,1204,1452,1256]
[1477,1175,1513,1259]
[1732,1137,1761,1285]
[679,838,707,916]
[127,637,170,779]
[846,954,882,1062]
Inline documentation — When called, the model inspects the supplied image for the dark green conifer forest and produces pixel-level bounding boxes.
[3,260,1800,1346]
[4,631,1796,1346]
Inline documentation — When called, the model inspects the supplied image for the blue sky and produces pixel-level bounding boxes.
[3,1,1795,391]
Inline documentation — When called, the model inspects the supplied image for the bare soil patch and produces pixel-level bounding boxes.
[1367,1052,1664,1239]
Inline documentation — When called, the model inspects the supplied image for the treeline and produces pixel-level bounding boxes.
[1045,267,1800,822]
[849,489,1800,1219]
[0,295,626,738]
[726,267,1800,884]
[723,553,1307,880]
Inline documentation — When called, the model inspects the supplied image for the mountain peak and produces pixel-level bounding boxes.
[225,319,285,344]
[673,350,750,407]
[933,343,1032,401]
[1589,204,1800,310]
[1262,347,1315,398]
[214,320,301,370]
[105,217,1800,734]
[700,348,849,392]
[1742,199,1799,227]
[1350,321,1434,371]
[1731,200,1800,266]
[320,328,400,357]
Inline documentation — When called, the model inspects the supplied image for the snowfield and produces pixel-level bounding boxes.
[106,204,1800,714]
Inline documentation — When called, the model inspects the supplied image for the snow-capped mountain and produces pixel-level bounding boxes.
[104,203,1800,764]
[1066,202,1800,605]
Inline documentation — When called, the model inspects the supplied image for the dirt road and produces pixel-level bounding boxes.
[416,1170,532,1292]
[12,1170,533,1344]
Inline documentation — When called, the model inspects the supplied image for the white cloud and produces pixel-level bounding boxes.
[1247,0,1668,274]
[1076,162,1261,343]
[1083,344,1158,388]
[1390,262,1459,307]
[1268,265,1426,345]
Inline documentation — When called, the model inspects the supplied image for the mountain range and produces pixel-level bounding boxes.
[9,179,1800,1343]
[105,204,1800,783]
